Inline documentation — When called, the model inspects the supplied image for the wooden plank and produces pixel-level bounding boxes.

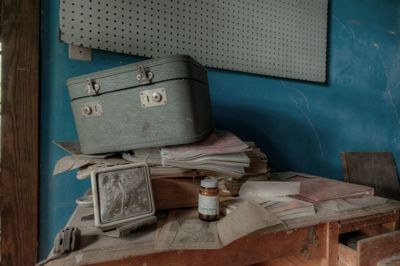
[338,244,357,266]
[0,0,40,264]
[382,210,400,231]
[339,212,397,234]
[341,152,400,200]
[151,177,201,210]
[253,256,324,266]
[49,225,326,266]
[395,209,400,230]
[322,222,339,266]
[360,225,391,237]
[357,230,400,266]
[100,225,326,266]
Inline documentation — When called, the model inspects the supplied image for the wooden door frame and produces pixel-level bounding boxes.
[0,0,40,265]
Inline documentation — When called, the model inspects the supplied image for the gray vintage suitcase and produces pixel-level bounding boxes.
[67,55,213,154]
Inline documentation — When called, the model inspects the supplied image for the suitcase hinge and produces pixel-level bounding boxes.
[136,64,153,84]
[86,79,100,95]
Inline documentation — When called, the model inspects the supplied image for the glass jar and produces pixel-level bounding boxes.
[198,178,219,221]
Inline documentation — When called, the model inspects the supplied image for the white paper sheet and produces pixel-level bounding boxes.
[239,181,301,200]
[216,200,281,246]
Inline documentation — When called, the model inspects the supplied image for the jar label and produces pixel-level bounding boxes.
[198,195,219,216]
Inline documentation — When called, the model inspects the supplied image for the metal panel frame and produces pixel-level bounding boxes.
[60,0,328,82]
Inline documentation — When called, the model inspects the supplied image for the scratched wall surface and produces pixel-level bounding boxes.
[40,0,400,259]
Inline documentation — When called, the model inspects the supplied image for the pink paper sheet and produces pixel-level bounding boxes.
[292,176,374,203]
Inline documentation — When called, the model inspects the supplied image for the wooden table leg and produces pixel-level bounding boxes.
[322,222,339,266]
[394,210,400,230]
[382,210,400,231]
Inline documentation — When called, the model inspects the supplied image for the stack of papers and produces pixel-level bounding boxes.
[123,148,162,165]
[243,143,269,177]
[317,196,387,212]
[221,180,315,221]
[221,197,315,221]
[161,130,250,177]
[146,166,197,179]
[52,141,128,180]
[53,131,270,195]
[124,130,268,185]
[53,142,188,180]
[259,197,315,220]
[239,181,301,200]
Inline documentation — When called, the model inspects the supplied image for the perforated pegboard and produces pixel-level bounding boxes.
[60,0,328,82]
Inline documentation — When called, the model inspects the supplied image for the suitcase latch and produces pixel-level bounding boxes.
[136,64,153,84]
[86,79,100,95]
[80,101,103,118]
[140,88,167,108]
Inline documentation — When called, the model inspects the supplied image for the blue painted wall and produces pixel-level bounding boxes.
[40,0,400,259]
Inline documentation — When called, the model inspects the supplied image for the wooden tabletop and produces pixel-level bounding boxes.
[46,196,400,265]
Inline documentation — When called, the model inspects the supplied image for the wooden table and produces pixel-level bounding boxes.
[46,195,400,266]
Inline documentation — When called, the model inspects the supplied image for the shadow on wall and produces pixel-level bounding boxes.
[213,101,336,177]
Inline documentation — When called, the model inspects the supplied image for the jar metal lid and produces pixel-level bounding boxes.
[201,178,218,188]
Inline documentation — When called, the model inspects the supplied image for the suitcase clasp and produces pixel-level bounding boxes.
[136,64,153,84]
[86,79,100,95]
[80,101,103,118]
[140,88,167,108]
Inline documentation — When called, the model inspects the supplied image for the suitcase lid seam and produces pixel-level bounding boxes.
[69,77,208,101]
[67,55,205,86]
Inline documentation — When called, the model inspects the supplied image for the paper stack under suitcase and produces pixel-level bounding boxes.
[54,130,270,208]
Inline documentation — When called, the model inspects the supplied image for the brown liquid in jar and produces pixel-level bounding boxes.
[198,179,219,221]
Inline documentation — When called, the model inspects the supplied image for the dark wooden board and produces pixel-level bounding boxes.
[341,152,400,200]
[0,0,40,264]
[151,177,201,210]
